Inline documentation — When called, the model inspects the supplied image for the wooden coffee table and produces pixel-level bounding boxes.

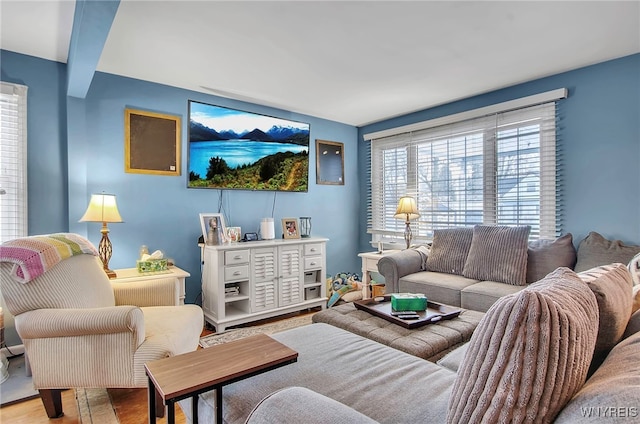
[145,333,298,424]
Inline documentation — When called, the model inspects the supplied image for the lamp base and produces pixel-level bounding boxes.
[98,223,117,279]
[404,220,412,249]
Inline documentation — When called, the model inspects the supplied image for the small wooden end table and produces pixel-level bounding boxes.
[358,250,400,299]
[145,333,298,424]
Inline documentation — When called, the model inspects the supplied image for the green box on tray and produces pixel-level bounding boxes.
[136,259,168,273]
[391,293,427,311]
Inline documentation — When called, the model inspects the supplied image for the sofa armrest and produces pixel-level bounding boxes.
[15,306,144,341]
[246,387,378,424]
[112,277,178,306]
[377,249,425,293]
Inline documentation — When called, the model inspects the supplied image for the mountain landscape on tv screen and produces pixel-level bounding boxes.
[187,107,310,192]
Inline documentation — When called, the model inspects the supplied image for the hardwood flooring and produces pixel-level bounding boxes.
[0,308,318,423]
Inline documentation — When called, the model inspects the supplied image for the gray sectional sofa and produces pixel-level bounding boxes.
[180,262,640,424]
[378,227,640,312]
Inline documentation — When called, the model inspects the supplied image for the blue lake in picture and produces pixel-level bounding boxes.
[189,140,308,177]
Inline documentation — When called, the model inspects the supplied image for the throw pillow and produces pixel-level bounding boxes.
[623,309,640,340]
[447,267,599,424]
[462,225,531,286]
[633,284,640,315]
[426,227,474,275]
[526,233,577,283]
[628,252,640,285]
[574,231,640,273]
[577,263,633,374]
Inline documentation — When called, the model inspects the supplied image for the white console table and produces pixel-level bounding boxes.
[358,250,400,299]
[202,238,328,332]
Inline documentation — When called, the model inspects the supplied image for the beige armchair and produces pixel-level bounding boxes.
[0,249,204,419]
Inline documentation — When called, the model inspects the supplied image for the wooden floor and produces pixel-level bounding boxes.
[0,308,318,423]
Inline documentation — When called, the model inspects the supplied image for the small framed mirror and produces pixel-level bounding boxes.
[316,139,344,185]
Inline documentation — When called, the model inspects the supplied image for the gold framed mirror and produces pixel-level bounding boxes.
[316,139,344,185]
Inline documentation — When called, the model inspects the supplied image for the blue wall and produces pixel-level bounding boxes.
[1,49,361,308]
[358,53,640,253]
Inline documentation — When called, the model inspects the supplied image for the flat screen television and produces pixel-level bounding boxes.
[187,100,310,192]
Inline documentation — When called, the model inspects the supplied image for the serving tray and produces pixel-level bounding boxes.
[353,296,462,329]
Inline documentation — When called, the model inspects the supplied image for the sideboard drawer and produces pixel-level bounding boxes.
[224,265,249,281]
[304,256,322,270]
[225,250,249,265]
[304,243,323,256]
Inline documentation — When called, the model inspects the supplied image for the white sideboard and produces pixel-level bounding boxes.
[202,237,328,332]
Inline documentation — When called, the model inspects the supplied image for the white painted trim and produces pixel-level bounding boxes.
[363,88,568,141]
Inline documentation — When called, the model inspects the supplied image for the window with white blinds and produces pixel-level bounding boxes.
[368,97,563,245]
[0,82,28,243]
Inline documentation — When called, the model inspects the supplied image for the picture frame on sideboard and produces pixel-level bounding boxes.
[200,213,227,245]
[281,218,300,239]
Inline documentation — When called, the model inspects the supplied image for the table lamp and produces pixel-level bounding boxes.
[79,193,123,278]
[394,196,420,249]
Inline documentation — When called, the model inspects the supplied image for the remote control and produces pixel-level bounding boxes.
[391,310,418,317]
[398,314,420,320]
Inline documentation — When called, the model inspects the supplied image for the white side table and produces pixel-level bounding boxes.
[112,266,190,305]
[358,250,400,299]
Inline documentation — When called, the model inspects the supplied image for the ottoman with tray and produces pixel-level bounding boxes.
[312,298,484,361]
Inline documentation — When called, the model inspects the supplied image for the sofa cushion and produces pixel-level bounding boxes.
[460,280,527,312]
[577,263,633,373]
[399,271,479,307]
[526,233,577,283]
[179,323,456,424]
[246,387,379,424]
[426,227,474,275]
[574,231,640,273]
[447,267,598,424]
[437,342,469,373]
[462,225,531,286]
[554,331,640,424]
[623,309,640,340]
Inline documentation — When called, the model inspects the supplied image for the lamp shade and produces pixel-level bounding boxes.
[394,196,420,221]
[79,193,123,223]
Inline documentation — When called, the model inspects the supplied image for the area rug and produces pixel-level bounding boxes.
[76,388,118,424]
[199,314,314,348]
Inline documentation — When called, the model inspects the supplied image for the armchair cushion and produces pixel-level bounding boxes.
[134,305,203,385]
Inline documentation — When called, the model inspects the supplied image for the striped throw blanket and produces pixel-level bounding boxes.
[0,233,98,283]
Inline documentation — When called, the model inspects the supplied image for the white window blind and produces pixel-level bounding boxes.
[0,82,28,243]
[368,97,563,245]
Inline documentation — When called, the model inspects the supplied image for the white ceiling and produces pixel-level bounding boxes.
[1,1,639,126]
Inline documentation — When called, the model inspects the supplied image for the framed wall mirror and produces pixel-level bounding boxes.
[316,139,344,185]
